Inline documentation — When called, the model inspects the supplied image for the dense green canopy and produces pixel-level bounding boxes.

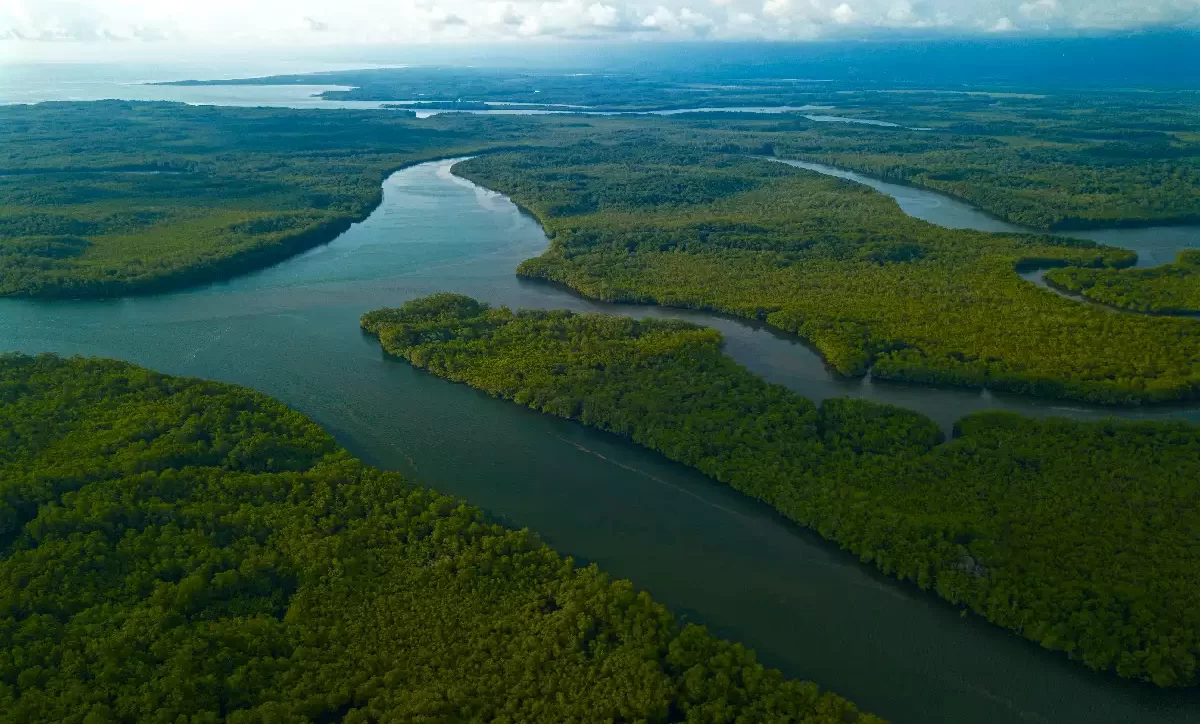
[0,353,879,723]
[454,146,1200,404]
[1046,250,1200,314]
[365,294,1200,687]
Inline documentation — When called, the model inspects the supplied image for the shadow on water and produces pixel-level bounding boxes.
[3,158,1200,724]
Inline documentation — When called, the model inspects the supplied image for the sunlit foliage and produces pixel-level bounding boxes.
[5,91,1197,296]
[181,68,1200,227]
[1046,250,1200,314]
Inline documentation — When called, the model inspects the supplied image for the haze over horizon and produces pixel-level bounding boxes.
[2,0,1198,64]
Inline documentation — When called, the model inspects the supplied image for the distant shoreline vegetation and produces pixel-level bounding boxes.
[363,293,1200,687]
[149,65,1200,229]
[0,352,881,723]
[382,101,563,111]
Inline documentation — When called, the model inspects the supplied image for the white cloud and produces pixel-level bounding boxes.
[0,0,1196,50]
[885,1,914,22]
[762,0,791,17]
[587,3,621,26]
[1019,0,1059,16]
[483,2,525,25]
[680,7,715,28]
[517,15,543,35]
[641,6,675,28]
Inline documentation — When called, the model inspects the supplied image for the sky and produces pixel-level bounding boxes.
[1,0,1198,62]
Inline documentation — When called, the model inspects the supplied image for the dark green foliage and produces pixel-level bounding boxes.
[454,146,1200,405]
[1046,250,1200,314]
[365,294,1200,687]
[0,352,879,724]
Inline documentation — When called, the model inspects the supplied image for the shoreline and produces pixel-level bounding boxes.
[451,158,1200,409]
[2,148,529,301]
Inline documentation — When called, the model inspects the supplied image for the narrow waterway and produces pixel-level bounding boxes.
[2,159,1198,724]
[776,158,1200,266]
[778,157,1200,320]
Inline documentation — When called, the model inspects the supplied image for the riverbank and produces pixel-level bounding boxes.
[453,149,1200,407]
[4,159,1200,723]
[362,293,1200,687]
[0,148,521,300]
[1019,267,1200,319]
[0,352,882,724]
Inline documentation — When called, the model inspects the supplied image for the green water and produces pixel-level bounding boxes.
[2,159,1198,723]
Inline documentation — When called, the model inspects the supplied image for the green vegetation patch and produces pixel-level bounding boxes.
[0,102,539,298]
[0,353,879,723]
[454,146,1200,405]
[1046,250,1200,314]
[364,294,1200,687]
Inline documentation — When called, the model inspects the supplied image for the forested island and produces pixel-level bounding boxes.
[1045,250,1200,315]
[4,95,1197,298]
[453,147,1200,405]
[0,352,879,723]
[363,293,1200,687]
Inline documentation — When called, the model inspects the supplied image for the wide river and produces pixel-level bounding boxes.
[2,158,1198,724]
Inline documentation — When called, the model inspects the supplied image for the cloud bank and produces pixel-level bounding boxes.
[1,0,1198,47]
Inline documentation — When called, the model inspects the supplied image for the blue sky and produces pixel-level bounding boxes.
[2,0,1198,62]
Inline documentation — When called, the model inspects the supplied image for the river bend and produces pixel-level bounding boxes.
[1,159,1198,724]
